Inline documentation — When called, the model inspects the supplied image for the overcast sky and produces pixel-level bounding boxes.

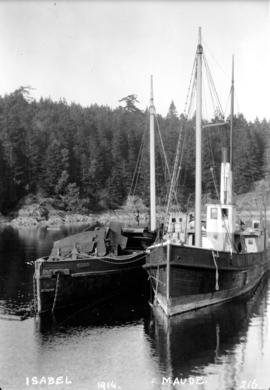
[0,1,269,120]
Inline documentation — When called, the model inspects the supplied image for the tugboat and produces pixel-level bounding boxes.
[144,28,269,316]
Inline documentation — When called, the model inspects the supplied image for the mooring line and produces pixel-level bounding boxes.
[212,250,219,291]
[51,272,60,313]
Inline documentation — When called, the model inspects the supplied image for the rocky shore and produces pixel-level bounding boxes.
[1,186,269,229]
[5,198,150,228]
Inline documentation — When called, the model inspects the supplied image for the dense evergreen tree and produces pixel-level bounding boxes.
[0,88,268,214]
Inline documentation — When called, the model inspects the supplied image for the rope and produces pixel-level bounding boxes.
[202,38,228,79]
[212,250,219,291]
[203,56,219,119]
[155,115,171,202]
[183,56,197,116]
[51,272,61,313]
[154,263,160,304]
[165,53,197,216]
[166,121,185,214]
[128,124,146,197]
[205,119,219,199]
[33,274,37,313]
[69,252,147,265]
[149,274,165,287]
[203,54,224,118]
[93,253,147,265]
[155,115,172,181]
[221,214,239,253]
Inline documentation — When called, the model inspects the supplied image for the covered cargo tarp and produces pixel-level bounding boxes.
[49,222,128,259]
[107,221,128,255]
[49,230,97,258]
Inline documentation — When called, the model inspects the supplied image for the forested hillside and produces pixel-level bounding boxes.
[0,88,269,215]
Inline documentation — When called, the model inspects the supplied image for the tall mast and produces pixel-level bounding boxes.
[150,75,156,231]
[230,56,234,173]
[195,27,203,247]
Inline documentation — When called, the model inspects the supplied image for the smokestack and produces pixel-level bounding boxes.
[222,147,228,164]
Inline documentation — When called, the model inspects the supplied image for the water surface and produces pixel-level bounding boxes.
[0,226,270,390]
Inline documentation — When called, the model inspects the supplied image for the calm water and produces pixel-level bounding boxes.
[0,226,270,390]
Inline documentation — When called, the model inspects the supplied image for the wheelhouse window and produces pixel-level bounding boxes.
[222,208,228,218]
[210,208,218,219]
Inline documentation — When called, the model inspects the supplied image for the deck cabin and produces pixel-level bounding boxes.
[165,149,266,253]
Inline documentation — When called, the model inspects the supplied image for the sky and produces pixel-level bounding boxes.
[0,0,269,121]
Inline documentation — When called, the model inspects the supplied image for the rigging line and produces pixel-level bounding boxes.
[154,112,173,207]
[156,142,167,185]
[177,121,188,182]
[174,60,196,188]
[132,123,148,196]
[221,214,239,253]
[203,95,218,183]
[204,55,224,117]
[179,66,197,166]
[168,54,196,200]
[203,54,224,117]
[205,122,213,161]
[203,56,217,118]
[187,64,197,119]
[155,114,172,180]
[133,137,146,196]
[202,70,210,121]
[234,91,240,114]
[170,67,197,209]
[202,39,228,79]
[224,89,231,119]
[183,57,197,116]
[166,53,197,214]
[166,120,186,214]
[128,125,146,197]
[155,135,168,202]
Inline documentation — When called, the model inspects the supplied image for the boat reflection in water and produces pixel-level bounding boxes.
[35,292,150,333]
[1,226,270,390]
[145,274,270,389]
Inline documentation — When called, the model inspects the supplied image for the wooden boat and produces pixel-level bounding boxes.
[144,28,269,316]
[34,222,155,314]
[145,274,269,383]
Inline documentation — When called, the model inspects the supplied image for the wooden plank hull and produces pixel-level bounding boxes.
[144,242,269,316]
[146,274,269,380]
[34,251,147,314]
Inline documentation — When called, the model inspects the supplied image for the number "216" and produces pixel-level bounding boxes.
[239,379,258,389]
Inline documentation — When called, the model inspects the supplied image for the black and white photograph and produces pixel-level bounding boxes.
[0,1,270,389]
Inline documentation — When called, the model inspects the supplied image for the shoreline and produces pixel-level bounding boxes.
[2,209,269,229]
[1,192,269,228]
[2,209,151,229]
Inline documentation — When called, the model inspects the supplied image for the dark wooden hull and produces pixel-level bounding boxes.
[144,242,269,316]
[123,228,156,250]
[34,251,147,314]
[145,274,269,381]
